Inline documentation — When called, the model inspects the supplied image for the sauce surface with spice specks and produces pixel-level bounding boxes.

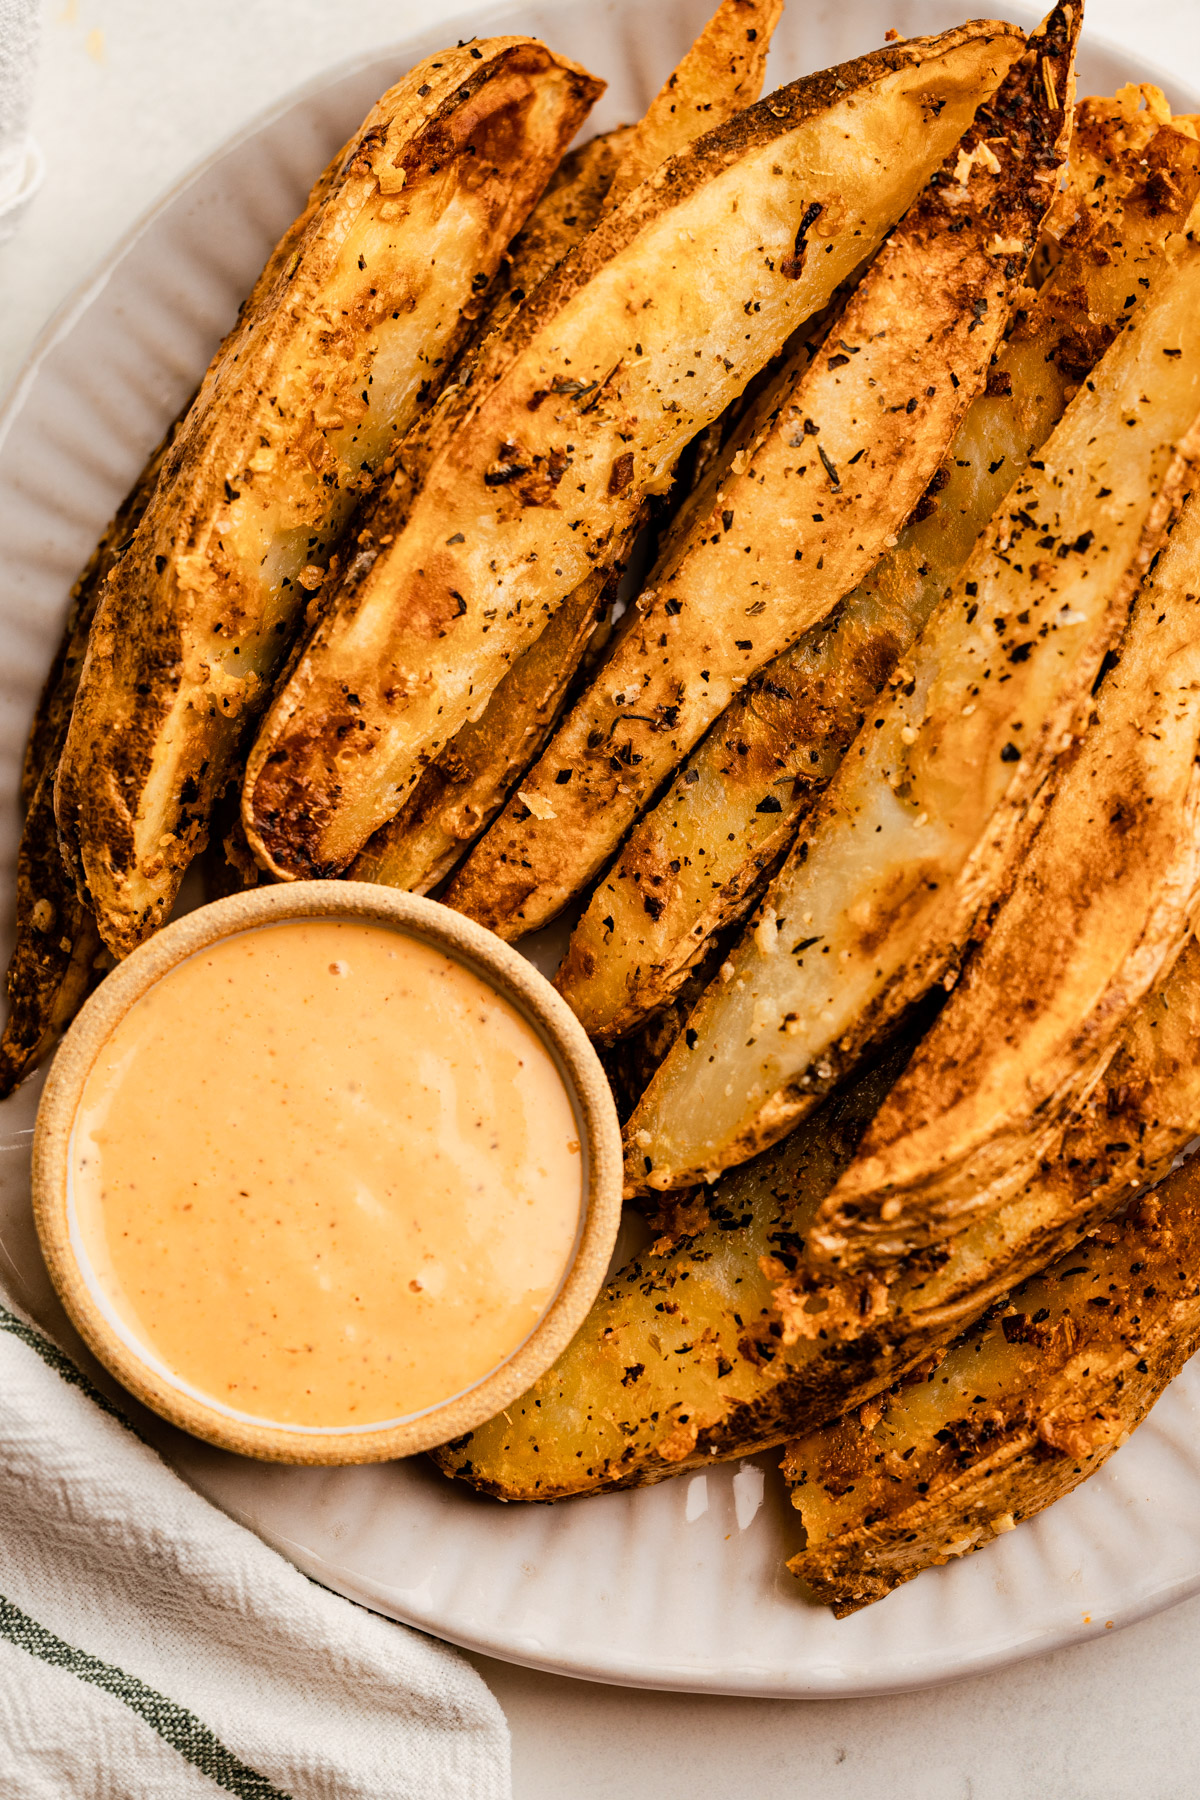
[71,919,583,1426]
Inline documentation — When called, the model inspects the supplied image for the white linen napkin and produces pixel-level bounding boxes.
[0,1144,510,1798]
[0,0,42,247]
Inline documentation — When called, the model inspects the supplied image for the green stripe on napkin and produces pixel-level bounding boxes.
[0,1591,292,1798]
[0,1301,133,1430]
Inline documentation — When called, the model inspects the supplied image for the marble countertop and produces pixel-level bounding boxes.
[5,2,1200,1793]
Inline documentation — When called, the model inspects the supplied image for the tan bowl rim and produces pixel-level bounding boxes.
[32,880,622,1465]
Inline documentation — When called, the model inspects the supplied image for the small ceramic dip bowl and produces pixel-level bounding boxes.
[33,881,621,1464]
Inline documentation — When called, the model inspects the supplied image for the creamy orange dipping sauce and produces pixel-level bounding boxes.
[70,919,583,1428]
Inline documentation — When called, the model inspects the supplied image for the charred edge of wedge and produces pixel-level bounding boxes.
[21,412,188,812]
[0,760,102,1097]
[783,1160,1200,1615]
[199,780,264,905]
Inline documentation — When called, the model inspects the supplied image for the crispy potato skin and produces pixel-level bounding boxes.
[605,0,784,207]
[20,432,176,814]
[242,24,1025,882]
[784,1158,1200,1615]
[818,489,1200,1266]
[56,40,602,957]
[0,765,101,1098]
[24,119,354,814]
[446,23,1061,943]
[0,417,189,1095]
[560,97,1200,1044]
[626,185,1200,1196]
[431,924,1200,1503]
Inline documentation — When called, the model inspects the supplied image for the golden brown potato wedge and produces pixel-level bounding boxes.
[625,201,1200,1196]
[349,550,626,892]
[23,113,352,812]
[242,22,1026,883]
[784,1156,1200,1615]
[433,922,1200,1502]
[605,0,784,207]
[0,416,189,1095]
[56,39,603,957]
[559,96,1200,1043]
[815,488,1200,1268]
[352,4,788,895]
[443,14,1072,942]
[20,412,192,810]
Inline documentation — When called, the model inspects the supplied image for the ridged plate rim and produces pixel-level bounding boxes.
[1,0,1198,1697]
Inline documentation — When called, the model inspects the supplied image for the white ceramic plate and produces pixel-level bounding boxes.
[3,0,1200,1698]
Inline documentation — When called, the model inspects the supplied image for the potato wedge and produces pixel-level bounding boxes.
[459,0,786,363]
[605,0,784,207]
[351,5,788,895]
[21,450,170,811]
[349,551,625,891]
[242,23,1026,883]
[816,488,1200,1268]
[2,141,345,1072]
[443,15,1072,942]
[557,597,906,1043]
[626,207,1200,1195]
[784,1156,1200,1615]
[348,138,631,897]
[801,928,1200,1298]
[0,769,102,1099]
[0,414,191,1095]
[55,40,603,958]
[559,97,1200,1042]
[23,110,352,812]
[433,923,1200,1502]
